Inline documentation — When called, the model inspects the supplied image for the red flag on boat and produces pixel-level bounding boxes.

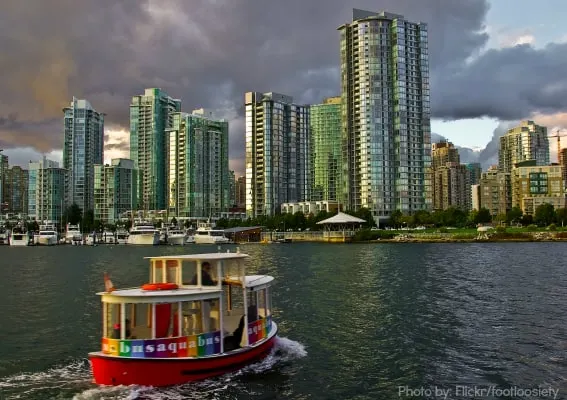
[104,272,115,292]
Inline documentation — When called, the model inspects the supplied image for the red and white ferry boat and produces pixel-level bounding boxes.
[88,250,278,386]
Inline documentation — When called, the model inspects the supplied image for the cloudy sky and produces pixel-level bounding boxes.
[1,0,567,173]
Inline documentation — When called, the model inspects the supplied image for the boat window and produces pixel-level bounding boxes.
[131,303,151,339]
[247,291,258,322]
[152,260,164,283]
[181,261,198,285]
[257,288,267,318]
[103,303,121,339]
[180,301,202,336]
[222,259,244,282]
[166,260,180,284]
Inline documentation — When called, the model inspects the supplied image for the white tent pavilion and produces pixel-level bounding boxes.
[316,212,366,242]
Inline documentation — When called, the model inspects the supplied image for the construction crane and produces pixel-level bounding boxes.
[548,129,567,164]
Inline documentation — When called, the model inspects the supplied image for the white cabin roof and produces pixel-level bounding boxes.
[144,253,249,261]
[244,275,274,288]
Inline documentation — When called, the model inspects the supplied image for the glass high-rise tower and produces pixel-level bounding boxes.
[167,109,229,218]
[130,88,181,211]
[310,96,342,202]
[245,92,310,217]
[498,120,549,173]
[63,97,104,212]
[339,9,431,222]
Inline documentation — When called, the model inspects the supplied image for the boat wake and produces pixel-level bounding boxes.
[0,337,307,400]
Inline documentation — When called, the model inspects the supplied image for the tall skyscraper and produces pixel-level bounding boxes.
[245,92,310,217]
[4,166,29,214]
[235,176,246,209]
[63,97,104,212]
[466,163,483,185]
[0,152,7,213]
[228,170,236,208]
[130,88,181,211]
[167,109,229,218]
[28,157,67,223]
[498,120,549,173]
[310,96,342,202]
[94,158,138,224]
[339,9,431,222]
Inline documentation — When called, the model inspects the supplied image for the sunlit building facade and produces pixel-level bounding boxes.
[511,161,565,215]
[310,96,342,202]
[63,97,104,212]
[499,120,549,173]
[130,88,181,211]
[4,166,28,214]
[245,92,310,217]
[94,159,138,224]
[339,9,431,222]
[167,109,229,218]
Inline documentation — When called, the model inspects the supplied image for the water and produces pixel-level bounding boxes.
[0,243,566,399]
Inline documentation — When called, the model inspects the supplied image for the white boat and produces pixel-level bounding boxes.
[166,228,187,245]
[65,223,83,244]
[127,221,159,245]
[86,232,98,246]
[101,230,116,244]
[37,224,58,246]
[116,229,129,244]
[194,221,230,244]
[9,227,31,246]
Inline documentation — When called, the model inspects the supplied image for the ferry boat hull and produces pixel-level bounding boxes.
[88,330,277,387]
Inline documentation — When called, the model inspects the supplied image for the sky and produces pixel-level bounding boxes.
[2,0,567,174]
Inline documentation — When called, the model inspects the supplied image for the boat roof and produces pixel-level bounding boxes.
[144,253,249,261]
[244,275,274,287]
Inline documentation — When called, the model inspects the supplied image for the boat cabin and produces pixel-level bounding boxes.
[98,252,274,359]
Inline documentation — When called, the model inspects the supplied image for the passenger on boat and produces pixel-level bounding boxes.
[189,262,217,286]
[112,319,133,339]
[223,315,245,351]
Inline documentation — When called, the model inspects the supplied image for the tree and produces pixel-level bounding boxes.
[555,208,567,227]
[475,208,492,224]
[82,209,95,232]
[355,207,374,228]
[494,213,507,226]
[64,203,83,225]
[534,203,555,226]
[506,207,523,225]
[389,210,403,228]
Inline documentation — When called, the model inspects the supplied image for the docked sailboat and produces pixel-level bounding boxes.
[127,220,159,245]
[194,221,230,244]
[65,223,83,245]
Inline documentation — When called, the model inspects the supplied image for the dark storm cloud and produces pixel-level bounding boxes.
[1,0,565,170]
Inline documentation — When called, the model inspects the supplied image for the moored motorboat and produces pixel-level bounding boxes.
[166,228,187,245]
[128,220,159,245]
[37,224,58,246]
[194,221,230,244]
[116,229,129,244]
[65,223,83,245]
[89,251,278,386]
[9,226,31,246]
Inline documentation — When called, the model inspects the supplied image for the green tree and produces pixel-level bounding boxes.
[64,203,83,225]
[494,213,507,226]
[355,207,374,228]
[475,208,492,224]
[389,210,403,228]
[534,203,555,226]
[506,207,523,225]
[555,208,567,227]
[82,209,95,232]
[412,210,432,227]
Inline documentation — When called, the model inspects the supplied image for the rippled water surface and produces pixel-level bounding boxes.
[0,243,566,399]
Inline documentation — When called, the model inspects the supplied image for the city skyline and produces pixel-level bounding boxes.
[2,1,567,175]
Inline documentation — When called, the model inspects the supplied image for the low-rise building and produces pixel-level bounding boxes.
[511,161,565,215]
[479,166,511,216]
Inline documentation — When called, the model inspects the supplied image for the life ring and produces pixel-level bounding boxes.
[141,283,179,291]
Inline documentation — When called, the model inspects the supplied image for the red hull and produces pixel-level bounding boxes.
[89,334,277,386]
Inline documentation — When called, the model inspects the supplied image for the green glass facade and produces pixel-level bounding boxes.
[167,110,229,218]
[310,97,342,202]
[94,159,138,224]
[130,88,181,211]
